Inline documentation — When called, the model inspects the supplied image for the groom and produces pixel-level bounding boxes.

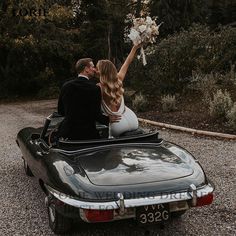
[57,58,120,140]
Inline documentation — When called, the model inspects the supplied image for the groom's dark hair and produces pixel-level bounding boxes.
[75,58,93,73]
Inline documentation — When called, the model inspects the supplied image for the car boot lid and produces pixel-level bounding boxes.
[77,143,197,186]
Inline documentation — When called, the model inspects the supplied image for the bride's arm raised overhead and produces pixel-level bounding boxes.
[118,44,141,81]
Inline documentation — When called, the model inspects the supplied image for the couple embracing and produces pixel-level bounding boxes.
[57,44,141,140]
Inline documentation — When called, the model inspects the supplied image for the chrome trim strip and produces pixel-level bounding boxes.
[190,184,197,206]
[45,183,214,210]
[45,185,119,209]
[117,193,125,215]
[52,142,163,155]
[192,184,214,198]
[59,131,159,145]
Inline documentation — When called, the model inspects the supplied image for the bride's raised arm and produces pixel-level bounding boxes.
[118,44,141,81]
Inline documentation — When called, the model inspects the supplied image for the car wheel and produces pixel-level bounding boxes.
[47,197,72,234]
[23,159,34,177]
[171,210,186,217]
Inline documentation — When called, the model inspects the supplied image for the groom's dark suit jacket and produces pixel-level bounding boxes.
[57,76,109,140]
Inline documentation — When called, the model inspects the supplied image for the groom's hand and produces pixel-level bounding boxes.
[108,114,121,123]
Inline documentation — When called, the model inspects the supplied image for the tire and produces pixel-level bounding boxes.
[171,210,186,218]
[23,159,34,177]
[47,197,72,234]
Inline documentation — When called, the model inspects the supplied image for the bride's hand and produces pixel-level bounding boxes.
[133,43,143,50]
[109,114,121,123]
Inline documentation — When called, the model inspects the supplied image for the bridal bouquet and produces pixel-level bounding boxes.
[128,16,163,65]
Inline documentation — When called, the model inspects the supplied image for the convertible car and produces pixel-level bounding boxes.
[16,113,214,234]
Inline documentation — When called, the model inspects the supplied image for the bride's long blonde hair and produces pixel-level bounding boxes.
[97,60,124,106]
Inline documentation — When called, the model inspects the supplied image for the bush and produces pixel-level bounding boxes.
[209,89,233,119]
[229,64,236,85]
[124,89,136,106]
[0,35,82,99]
[132,92,148,112]
[37,85,60,99]
[186,72,216,105]
[161,94,177,112]
[227,103,236,130]
[0,4,83,100]
[128,24,236,95]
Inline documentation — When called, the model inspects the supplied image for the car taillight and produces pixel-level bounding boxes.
[196,193,214,207]
[83,209,114,222]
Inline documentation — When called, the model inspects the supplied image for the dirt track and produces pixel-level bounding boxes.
[0,99,235,236]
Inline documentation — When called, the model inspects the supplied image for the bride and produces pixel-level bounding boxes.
[96,44,141,137]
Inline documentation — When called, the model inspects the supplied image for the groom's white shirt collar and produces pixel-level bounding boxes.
[78,74,89,80]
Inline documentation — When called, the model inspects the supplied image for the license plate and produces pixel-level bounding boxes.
[136,204,170,225]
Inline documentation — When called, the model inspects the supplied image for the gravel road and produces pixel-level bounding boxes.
[0,99,235,236]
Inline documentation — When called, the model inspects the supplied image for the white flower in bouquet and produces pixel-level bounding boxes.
[128,16,163,65]
[128,28,141,45]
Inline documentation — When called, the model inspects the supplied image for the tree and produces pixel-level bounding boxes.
[207,0,236,27]
[149,0,208,35]
[77,0,132,64]
[0,0,81,98]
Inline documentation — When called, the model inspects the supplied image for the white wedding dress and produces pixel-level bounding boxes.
[101,96,139,137]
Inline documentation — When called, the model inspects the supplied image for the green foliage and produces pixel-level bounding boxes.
[0,0,82,99]
[149,0,236,35]
[209,89,233,119]
[186,72,216,105]
[227,103,236,130]
[207,0,236,26]
[77,0,131,62]
[186,68,236,103]
[1,0,236,100]
[123,89,136,105]
[128,24,236,94]
[132,92,149,112]
[161,94,177,112]
[149,0,208,35]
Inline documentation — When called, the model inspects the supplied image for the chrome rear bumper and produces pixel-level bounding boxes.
[45,183,214,210]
